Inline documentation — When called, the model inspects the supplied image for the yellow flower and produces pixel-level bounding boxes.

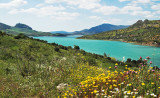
[129,84,132,86]
[109,67,111,69]
[127,90,131,94]
[141,83,145,86]
[133,96,135,98]
[125,65,128,67]
[158,87,160,89]
[93,90,97,93]
[151,82,154,85]
[115,63,118,65]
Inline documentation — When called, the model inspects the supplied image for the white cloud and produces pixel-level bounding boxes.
[94,5,119,15]
[0,0,27,9]
[45,0,101,10]
[135,0,151,4]
[119,0,130,2]
[89,16,101,20]
[102,18,121,24]
[120,5,142,14]
[151,3,160,10]
[8,5,79,20]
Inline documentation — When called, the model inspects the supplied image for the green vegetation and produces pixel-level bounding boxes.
[0,31,159,97]
[0,22,66,36]
[0,31,124,97]
[78,19,160,47]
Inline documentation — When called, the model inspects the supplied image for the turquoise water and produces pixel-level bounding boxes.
[34,36,160,67]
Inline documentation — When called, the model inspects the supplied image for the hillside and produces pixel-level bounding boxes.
[78,19,160,47]
[0,22,62,36]
[0,31,159,97]
[73,23,128,35]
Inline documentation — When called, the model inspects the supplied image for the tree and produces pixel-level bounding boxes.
[74,45,80,50]
[14,33,28,39]
[104,52,107,58]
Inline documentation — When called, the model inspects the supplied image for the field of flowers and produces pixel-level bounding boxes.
[62,58,160,98]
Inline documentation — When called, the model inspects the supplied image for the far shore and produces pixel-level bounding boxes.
[77,37,160,47]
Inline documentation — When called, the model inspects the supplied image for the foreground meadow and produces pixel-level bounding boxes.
[0,32,159,97]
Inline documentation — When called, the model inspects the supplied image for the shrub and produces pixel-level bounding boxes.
[14,33,28,39]
[74,45,80,50]
[55,47,60,52]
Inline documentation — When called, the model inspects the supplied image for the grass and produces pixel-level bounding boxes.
[0,32,159,97]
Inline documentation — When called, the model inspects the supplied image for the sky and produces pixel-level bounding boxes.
[0,0,160,32]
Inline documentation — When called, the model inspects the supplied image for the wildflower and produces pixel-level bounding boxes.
[141,83,145,86]
[109,67,111,69]
[140,56,142,59]
[146,56,151,60]
[151,82,154,85]
[135,92,138,94]
[150,61,152,64]
[93,90,97,93]
[128,84,132,86]
[158,87,160,89]
[133,96,135,98]
[125,65,128,67]
[154,95,157,97]
[124,91,127,94]
[150,93,154,96]
[124,95,128,98]
[115,63,118,65]
[127,90,131,95]
[114,66,117,69]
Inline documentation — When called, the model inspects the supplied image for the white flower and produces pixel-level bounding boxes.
[56,83,68,90]
[150,93,154,96]
[133,89,136,91]
[153,95,157,97]
[124,95,128,98]
[114,88,119,91]
[135,92,138,94]
[124,91,127,94]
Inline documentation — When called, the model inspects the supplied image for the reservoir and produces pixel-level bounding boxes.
[34,36,160,67]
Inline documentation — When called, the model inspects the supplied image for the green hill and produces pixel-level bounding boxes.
[0,22,65,36]
[0,31,123,97]
[0,31,159,97]
[78,19,160,47]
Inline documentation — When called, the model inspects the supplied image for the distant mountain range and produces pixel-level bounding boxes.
[72,24,129,35]
[51,31,71,34]
[78,19,160,47]
[50,24,129,35]
[0,22,65,36]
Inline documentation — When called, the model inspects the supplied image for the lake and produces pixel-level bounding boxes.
[33,36,160,67]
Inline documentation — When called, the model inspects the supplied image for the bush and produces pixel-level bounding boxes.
[54,47,60,52]
[14,33,28,39]
[74,45,80,50]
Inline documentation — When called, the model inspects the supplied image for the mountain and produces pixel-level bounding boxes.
[15,23,32,30]
[51,31,71,34]
[0,23,11,30]
[78,19,160,47]
[73,24,129,35]
[0,22,60,36]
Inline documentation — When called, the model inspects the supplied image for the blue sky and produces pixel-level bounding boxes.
[0,0,160,32]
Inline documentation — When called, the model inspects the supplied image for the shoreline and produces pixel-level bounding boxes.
[78,38,160,47]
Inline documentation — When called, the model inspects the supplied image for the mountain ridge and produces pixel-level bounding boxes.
[72,23,129,35]
[78,19,160,47]
[0,22,63,36]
